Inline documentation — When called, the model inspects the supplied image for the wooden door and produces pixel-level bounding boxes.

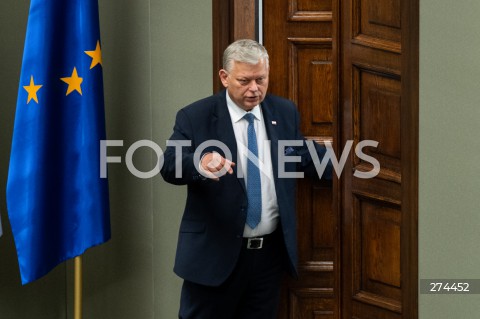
[212,2,341,317]
[212,0,418,318]
[262,1,340,318]
[341,0,418,318]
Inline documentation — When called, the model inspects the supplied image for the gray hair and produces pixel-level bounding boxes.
[222,39,269,72]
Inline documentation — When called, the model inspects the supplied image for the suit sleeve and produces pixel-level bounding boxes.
[160,109,208,185]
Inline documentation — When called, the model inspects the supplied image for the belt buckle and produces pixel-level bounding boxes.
[247,237,263,249]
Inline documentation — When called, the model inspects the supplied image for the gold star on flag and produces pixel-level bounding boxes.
[60,67,83,96]
[23,75,43,104]
[84,41,102,69]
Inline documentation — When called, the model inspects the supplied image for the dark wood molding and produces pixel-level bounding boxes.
[212,0,257,93]
[232,0,256,40]
[212,0,232,93]
[401,0,419,317]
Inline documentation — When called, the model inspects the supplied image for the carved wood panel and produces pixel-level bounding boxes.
[342,0,418,318]
[288,38,334,138]
[352,0,401,53]
[289,0,333,21]
[353,196,402,313]
[353,65,402,177]
[264,0,339,318]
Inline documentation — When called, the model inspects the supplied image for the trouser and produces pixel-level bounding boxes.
[179,229,286,319]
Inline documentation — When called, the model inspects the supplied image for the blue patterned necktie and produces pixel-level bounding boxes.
[244,113,262,229]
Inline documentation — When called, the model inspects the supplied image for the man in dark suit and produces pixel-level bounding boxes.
[161,39,331,319]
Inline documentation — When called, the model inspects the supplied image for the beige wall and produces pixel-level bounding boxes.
[419,0,480,317]
[1,0,480,318]
[0,0,211,318]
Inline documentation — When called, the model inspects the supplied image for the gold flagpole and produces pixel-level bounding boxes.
[74,256,83,319]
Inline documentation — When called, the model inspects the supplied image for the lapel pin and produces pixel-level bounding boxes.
[271,121,277,125]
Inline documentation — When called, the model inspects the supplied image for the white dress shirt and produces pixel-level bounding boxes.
[225,93,279,237]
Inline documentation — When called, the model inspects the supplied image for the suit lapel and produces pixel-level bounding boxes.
[261,96,279,183]
[213,91,246,193]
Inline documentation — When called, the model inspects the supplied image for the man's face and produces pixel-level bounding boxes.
[219,59,269,111]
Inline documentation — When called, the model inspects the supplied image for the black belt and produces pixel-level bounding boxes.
[242,228,280,250]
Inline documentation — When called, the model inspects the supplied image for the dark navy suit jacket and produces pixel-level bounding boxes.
[161,90,331,287]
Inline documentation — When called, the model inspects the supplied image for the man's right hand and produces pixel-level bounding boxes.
[200,152,235,181]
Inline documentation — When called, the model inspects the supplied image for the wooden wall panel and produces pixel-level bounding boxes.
[352,0,401,53]
[352,65,402,175]
[297,182,335,265]
[290,0,332,12]
[288,38,334,138]
[362,89,401,157]
[368,0,401,29]
[355,199,402,306]
[290,288,335,318]
[313,186,335,256]
[312,62,334,124]
[296,0,332,12]
[289,0,332,21]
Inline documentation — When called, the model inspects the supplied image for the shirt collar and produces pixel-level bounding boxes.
[226,91,261,123]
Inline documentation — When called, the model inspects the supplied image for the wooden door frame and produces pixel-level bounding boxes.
[212,1,418,318]
[212,0,257,92]
[400,0,419,317]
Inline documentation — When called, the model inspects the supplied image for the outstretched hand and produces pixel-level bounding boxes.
[200,152,235,181]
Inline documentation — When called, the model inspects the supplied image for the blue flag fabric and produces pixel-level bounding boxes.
[7,0,110,285]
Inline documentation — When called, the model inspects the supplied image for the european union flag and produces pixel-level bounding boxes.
[7,0,110,285]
